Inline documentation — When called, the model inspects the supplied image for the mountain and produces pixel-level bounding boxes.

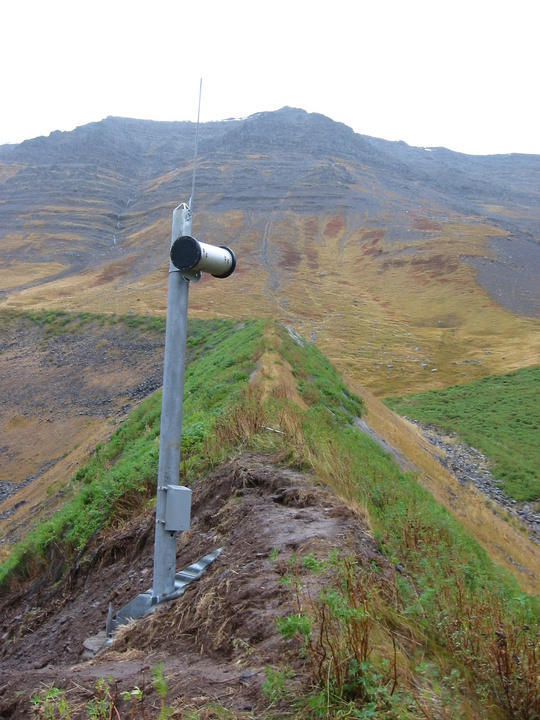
[1,109,538,401]
[1,112,540,718]
[1,108,539,491]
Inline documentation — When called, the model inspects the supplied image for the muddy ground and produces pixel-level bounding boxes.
[0,454,387,719]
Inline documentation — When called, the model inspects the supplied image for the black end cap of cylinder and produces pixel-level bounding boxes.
[212,247,237,279]
[170,235,200,271]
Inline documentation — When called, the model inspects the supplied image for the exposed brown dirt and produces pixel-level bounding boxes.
[0,454,383,719]
[324,215,345,239]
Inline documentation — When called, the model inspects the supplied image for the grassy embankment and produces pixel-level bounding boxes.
[1,318,539,718]
[384,367,540,503]
[0,315,260,584]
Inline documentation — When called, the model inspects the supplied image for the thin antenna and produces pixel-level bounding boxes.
[189,78,203,212]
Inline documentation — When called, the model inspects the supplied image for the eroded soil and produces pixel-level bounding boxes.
[0,454,385,719]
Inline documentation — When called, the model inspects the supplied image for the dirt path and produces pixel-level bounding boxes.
[0,454,383,718]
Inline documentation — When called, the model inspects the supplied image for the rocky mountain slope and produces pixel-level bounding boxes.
[1,109,539,399]
[0,312,165,505]
[1,110,539,513]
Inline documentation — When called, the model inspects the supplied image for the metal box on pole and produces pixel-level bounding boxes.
[164,485,192,532]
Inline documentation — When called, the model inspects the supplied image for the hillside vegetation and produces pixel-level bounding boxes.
[385,366,540,502]
[1,111,539,718]
[1,111,539,402]
[1,320,539,719]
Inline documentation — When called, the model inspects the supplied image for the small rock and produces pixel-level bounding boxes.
[82,631,108,658]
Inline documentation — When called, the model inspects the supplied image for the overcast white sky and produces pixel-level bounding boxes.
[1,0,538,155]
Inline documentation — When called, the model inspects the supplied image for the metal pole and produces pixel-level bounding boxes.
[152,203,192,602]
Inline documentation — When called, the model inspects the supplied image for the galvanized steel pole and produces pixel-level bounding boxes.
[152,203,192,602]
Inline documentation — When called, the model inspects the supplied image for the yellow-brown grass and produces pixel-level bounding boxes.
[347,379,540,595]
[0,261,67,288]
[9,213,536,399]
[2,213,539,590]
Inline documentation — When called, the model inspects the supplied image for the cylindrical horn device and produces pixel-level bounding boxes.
[170,235,236,279]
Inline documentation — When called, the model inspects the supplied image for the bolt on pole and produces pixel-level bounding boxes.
[152,203,192,602]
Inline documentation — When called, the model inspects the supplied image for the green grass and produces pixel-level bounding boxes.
[383,366,540,502]
[279,331,365,422]
[276,327,540,718]
[0,318,264,589]
[275,326,539,606]
[2,319,539,718]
